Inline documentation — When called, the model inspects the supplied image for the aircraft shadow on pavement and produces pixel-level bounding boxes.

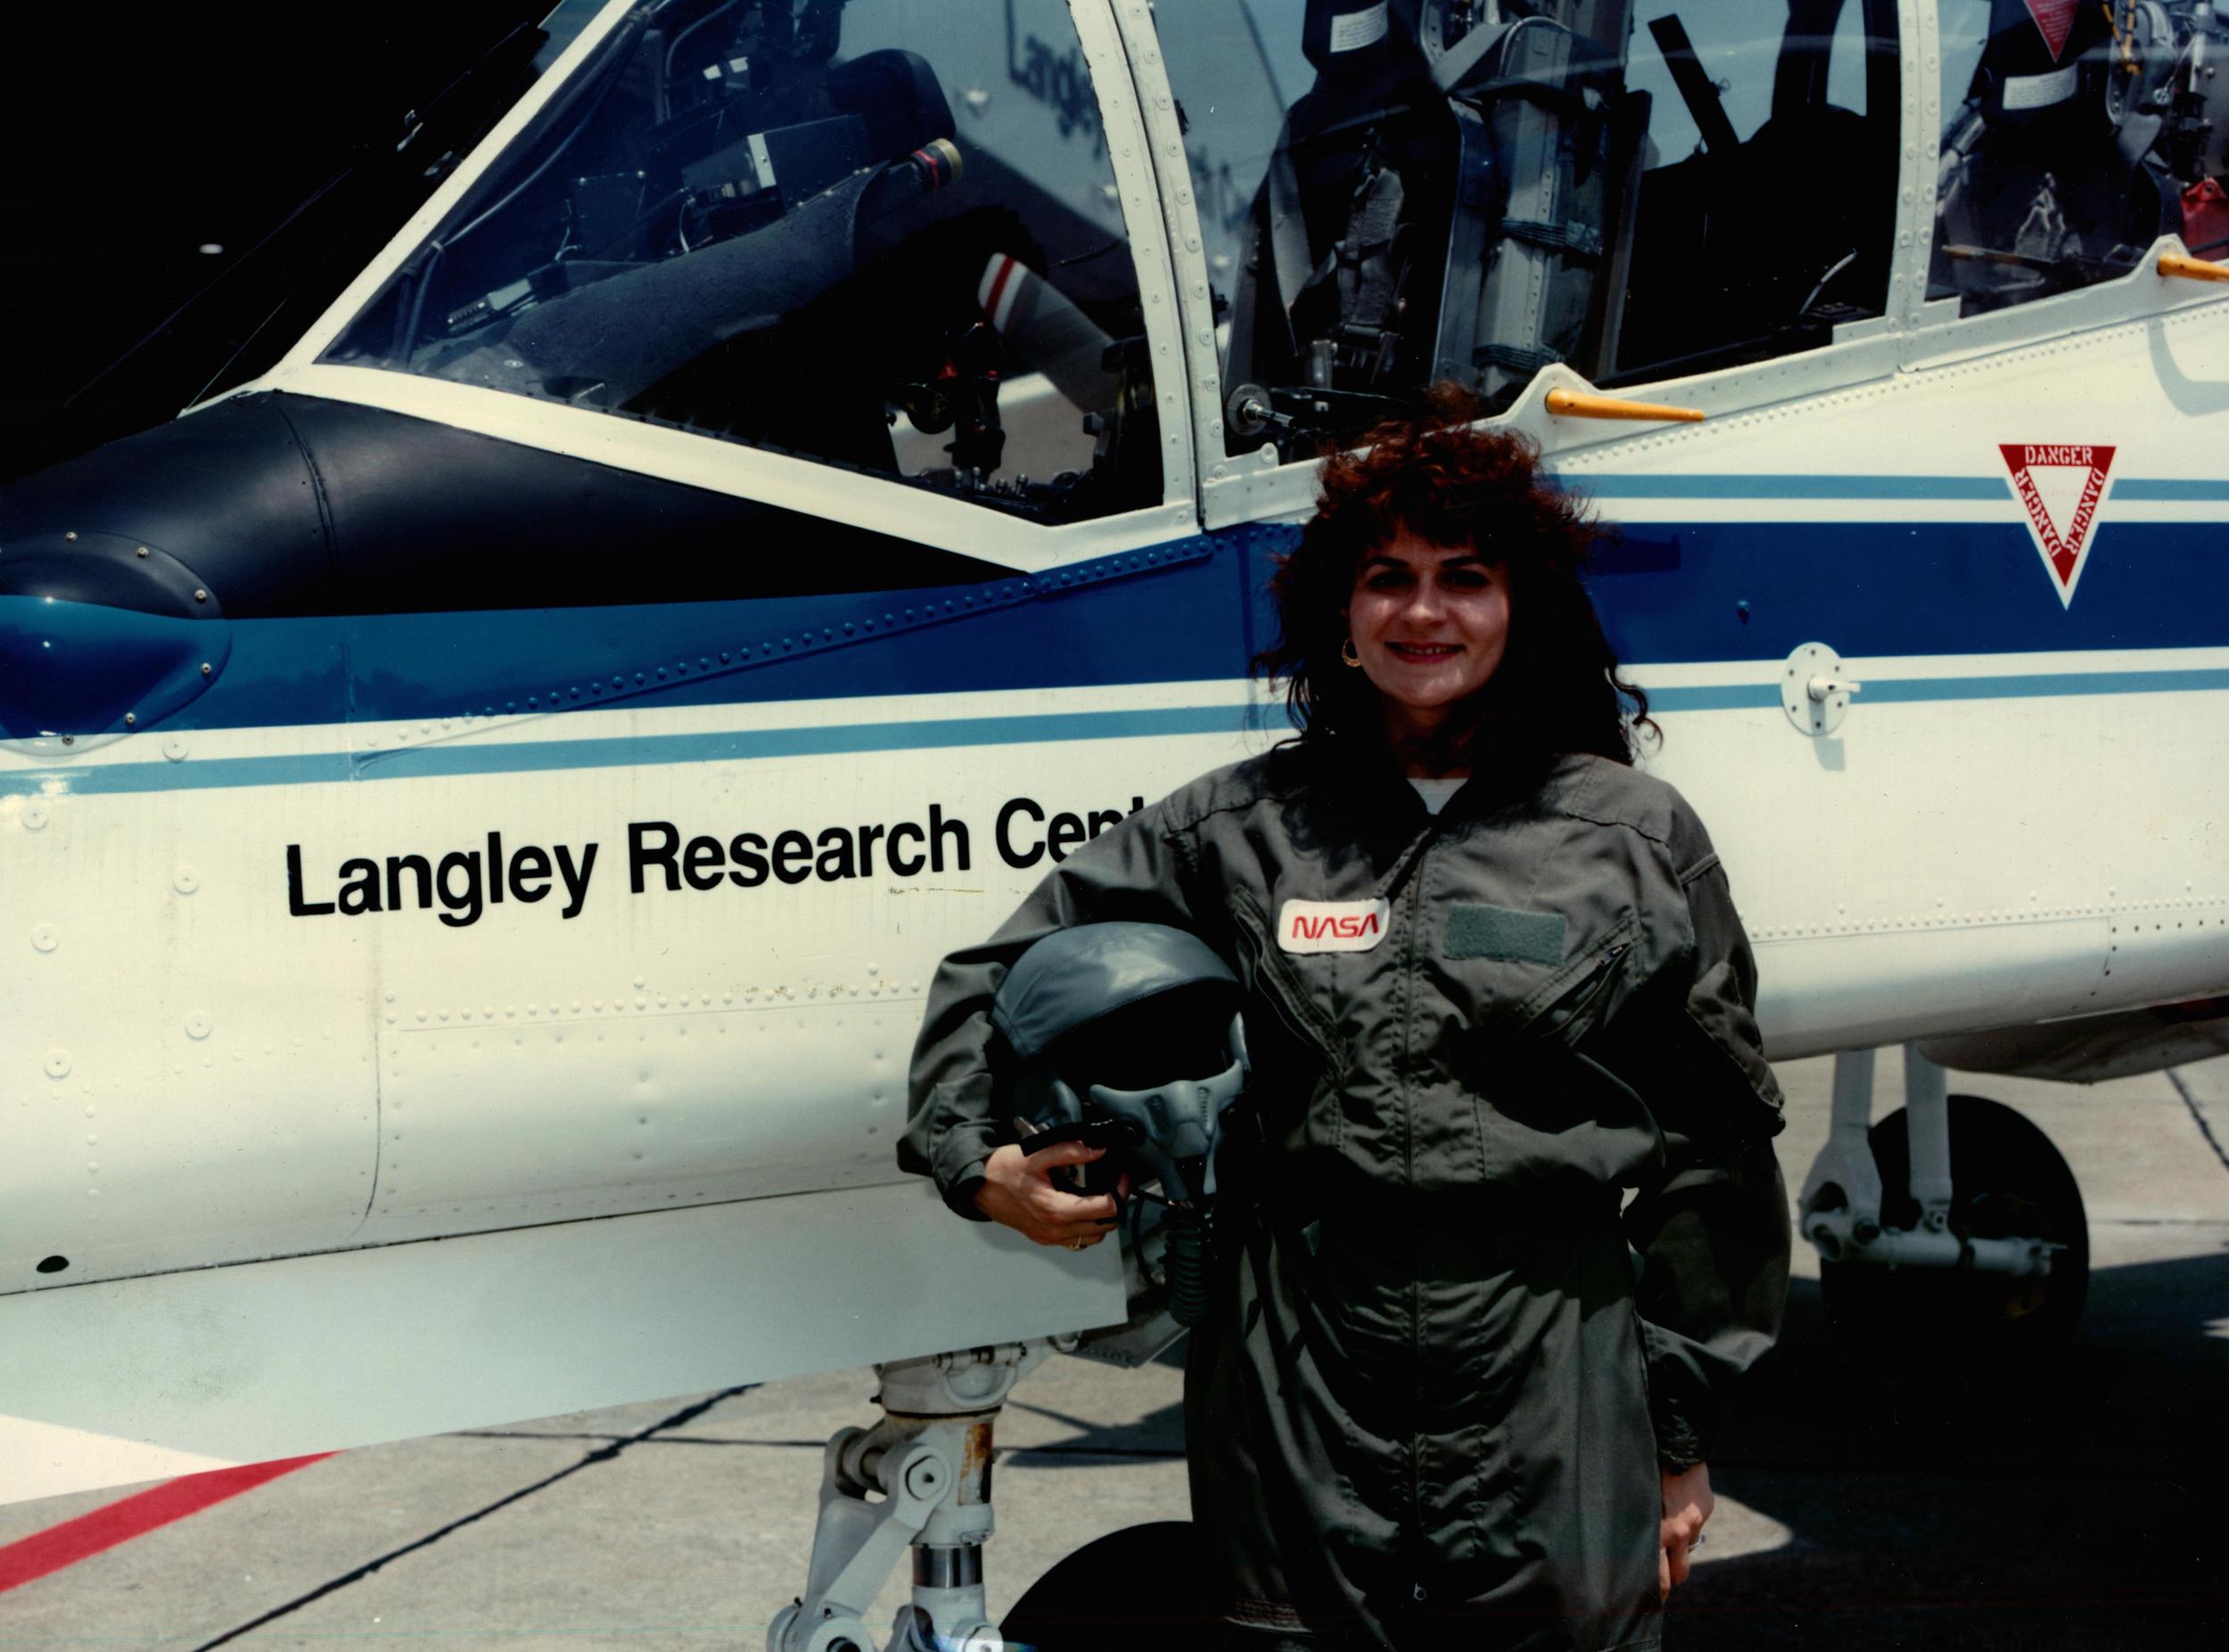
[999,1254,2229,1646]
[1003,1395,1188,1463]
[1689,1257,2229,1648]
[1004,1342,1189,1464]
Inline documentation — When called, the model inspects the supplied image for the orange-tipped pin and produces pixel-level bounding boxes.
[1543,389,1706,423]
[2159,251,2229,284]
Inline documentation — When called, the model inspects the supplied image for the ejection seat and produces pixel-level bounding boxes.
[1609,0,1900,379]
[1219,3,1460,433]
[1221,0,1647,435]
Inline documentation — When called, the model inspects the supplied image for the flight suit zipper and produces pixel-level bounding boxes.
[1227,892,1338,1059]
[1395,826,1435,1596]
[1526,938,1632,1044]
[1226,891,1351,1207]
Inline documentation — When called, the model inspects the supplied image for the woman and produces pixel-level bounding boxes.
[901,392,1790,1649]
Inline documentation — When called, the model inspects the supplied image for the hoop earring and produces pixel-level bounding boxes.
[1339,637,1362,668]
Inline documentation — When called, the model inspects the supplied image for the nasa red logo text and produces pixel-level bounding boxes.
[1290,912,1381,941]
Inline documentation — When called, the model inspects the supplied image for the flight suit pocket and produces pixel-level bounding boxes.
[1520,924,1635,1050]
[1460,917,1651,1188]
[1435,888,1635,1035]
[1447,915,1634,1087]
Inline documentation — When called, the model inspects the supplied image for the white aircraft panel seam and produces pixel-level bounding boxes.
[1749,898,2229,943]
[1555,284,2225,469]
[1,1169,928,1303]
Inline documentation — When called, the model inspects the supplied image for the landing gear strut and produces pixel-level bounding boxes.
[769,1341,1211,1652]
[1803,1045,2090,1344]
[769,1343,1058,1652]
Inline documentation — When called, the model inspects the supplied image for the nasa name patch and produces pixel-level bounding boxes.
[1278,898,1391,954]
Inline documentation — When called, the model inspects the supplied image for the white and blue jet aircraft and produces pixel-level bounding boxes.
[4,0,2225,1645]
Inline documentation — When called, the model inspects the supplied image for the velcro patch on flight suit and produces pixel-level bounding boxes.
[1444,903,1567,964]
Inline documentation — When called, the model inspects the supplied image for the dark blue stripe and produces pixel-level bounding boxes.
[144,536,1253,734]
[6,515,2224,747]
[1584,521,2229,664]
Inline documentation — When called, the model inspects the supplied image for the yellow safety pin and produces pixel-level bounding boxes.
[1544,390,1706,423]
[2159,251,2229,284]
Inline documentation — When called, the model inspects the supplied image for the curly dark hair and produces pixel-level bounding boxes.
[1254,385,1655,773]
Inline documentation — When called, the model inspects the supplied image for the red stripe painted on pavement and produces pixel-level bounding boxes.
[0,1453,336,1595]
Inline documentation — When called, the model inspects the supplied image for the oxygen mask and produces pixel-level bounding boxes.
[992,925,1251,1327]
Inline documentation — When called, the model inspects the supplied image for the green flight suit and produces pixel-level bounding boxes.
[903,745,1790,1649]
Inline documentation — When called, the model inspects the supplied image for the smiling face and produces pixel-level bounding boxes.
[1345,529,1512,763]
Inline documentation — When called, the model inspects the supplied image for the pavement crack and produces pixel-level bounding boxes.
[187,1385,753,1649]
[2166,1067,2229,1178]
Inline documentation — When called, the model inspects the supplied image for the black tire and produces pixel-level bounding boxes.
[999,1521,1215,1652]
[1820,1094,2090,1346]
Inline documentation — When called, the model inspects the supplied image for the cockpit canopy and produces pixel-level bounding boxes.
[329,0,1164,524]
[321,0,2229,487]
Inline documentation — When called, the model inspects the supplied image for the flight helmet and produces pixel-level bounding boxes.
[992,922,1249,1210]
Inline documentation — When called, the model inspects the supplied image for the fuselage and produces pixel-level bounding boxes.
[2,0,2223,1500]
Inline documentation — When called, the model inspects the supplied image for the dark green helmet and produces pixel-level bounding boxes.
[993,923,1249,1206]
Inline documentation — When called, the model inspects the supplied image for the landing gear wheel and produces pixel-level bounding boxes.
[1820,1094,2090,1347]
[1000,1521,1212,1651]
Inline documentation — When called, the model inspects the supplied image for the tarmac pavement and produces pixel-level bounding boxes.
[3,1053,2225,1648]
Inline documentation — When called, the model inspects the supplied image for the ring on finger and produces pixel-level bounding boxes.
[1689,1532,1707,1550]
[1064,1237,1087,1251]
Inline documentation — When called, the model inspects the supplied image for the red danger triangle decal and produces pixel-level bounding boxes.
[2000,443,2114,608]
[2021,0,2078,59]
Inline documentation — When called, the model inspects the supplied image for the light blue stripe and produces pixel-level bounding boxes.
[366,706,1265,779]
[1863,669,2229,702]
[1647,669,2229,713]
[1639,685,1782,711]
[1564,473,2016,501]
[0,704,1267,798]
[5,670,2224,797]
[2110,480,2229,502]
[1568,473,2229,503]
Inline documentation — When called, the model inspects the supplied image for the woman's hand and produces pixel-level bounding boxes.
[973,1141,1123,1248]
[1657,1461,1714,1599]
